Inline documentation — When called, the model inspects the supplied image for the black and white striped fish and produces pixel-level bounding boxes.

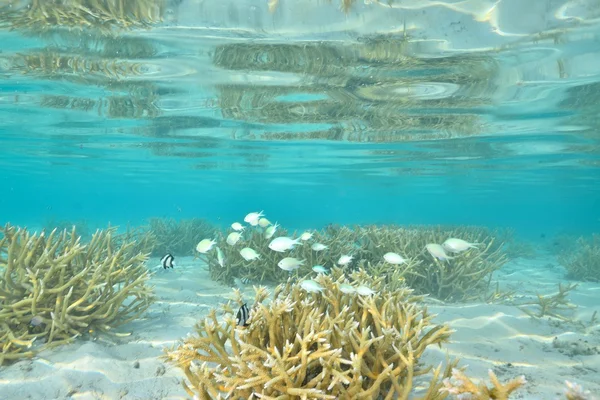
[236,303,251,327]
[240,277,250,284]
[161,254,175,269]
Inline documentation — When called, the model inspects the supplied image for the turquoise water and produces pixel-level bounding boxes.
[0,1,598,238]
[1,2,600,399]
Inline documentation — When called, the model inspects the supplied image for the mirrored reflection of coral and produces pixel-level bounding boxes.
[0,224,155,365]
[214,38,497,142]
[165,270,456,399]
[0,0,165,32]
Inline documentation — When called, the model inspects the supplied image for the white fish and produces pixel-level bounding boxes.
[264,222,279,239]
[196,239,216,253]
[231,222,244,231]
[337,255,353,266]
[240,247,260,261]
[258,218,272,228]
[442,238,480,253]
[216,247,224,268]
[300,231,313,241]
[278,257,304,271]
[356,285,375,296]
[339,284,355,294]
[244,211,264,226]
[312,265,328,274]
[226,232,242,246]
[383,252,406,265]
[311,243,328,252]
[300,279,324,293]
[268,236,301,252]
[426,243,454,262]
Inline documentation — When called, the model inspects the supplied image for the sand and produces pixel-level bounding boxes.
[0,253,598,400]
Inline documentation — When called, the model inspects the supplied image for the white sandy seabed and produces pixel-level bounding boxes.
[0,254,598,400]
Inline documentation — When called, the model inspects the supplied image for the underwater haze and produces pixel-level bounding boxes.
[1,1,600,399]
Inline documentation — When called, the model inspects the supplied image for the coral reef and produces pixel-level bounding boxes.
[204,224,355,285]
[0,224,155,365]
[558,234,600,282]
[165,269,456,399]
[346,225,508,301]
[149,217,219,257]
[206,222,508,302]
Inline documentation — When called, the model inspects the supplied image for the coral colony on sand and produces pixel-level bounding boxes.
[0,224,155,365]
[165,211,537,399]
[198,215,507,302]
[1,213,597,399]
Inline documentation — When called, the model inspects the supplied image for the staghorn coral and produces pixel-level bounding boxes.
[0,223,155,365]
[204,224,356,286]
[149,217,219,257]
[338,224,509,302]
[165,269,456,399]
[558,234,600,282]
[205,222,508,302]
[440,368,526,400]
[517,282,578,321]
[110,223,157,257]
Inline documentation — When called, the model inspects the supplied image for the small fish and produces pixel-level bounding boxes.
[337,255,353,266]
[30,315,44,327]
[231,222,245,231]
[300,231,313,241]
[240,277,250,284]
[226,232,242,246]
[196,239,216,253]
[240,247,260,261]
[339,284,355,294]
[312,265,328,274]
[442,238,479,253]
[383,252,406,265]
[278,257,304,271]
[244,211,264,226]
[216,247,225,268]
[426,243,454,261]
[311,243,328,252]
[258,217,272,228]
[300,279,324,293]
[264,222,279,239]
[268,236,301,252]
[236,303,251,327]
[161,254,175,269]
[356,285,375,296]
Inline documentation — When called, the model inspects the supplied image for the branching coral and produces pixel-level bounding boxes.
[165,269,456,399]
[440,368,526,400]
[205,222,508,302]
[0,224,155,365]
[204,225,355,285]
[558,234,600,282]
[149,218,219,257]
[517,283,578,321]
[335,224,508,301]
